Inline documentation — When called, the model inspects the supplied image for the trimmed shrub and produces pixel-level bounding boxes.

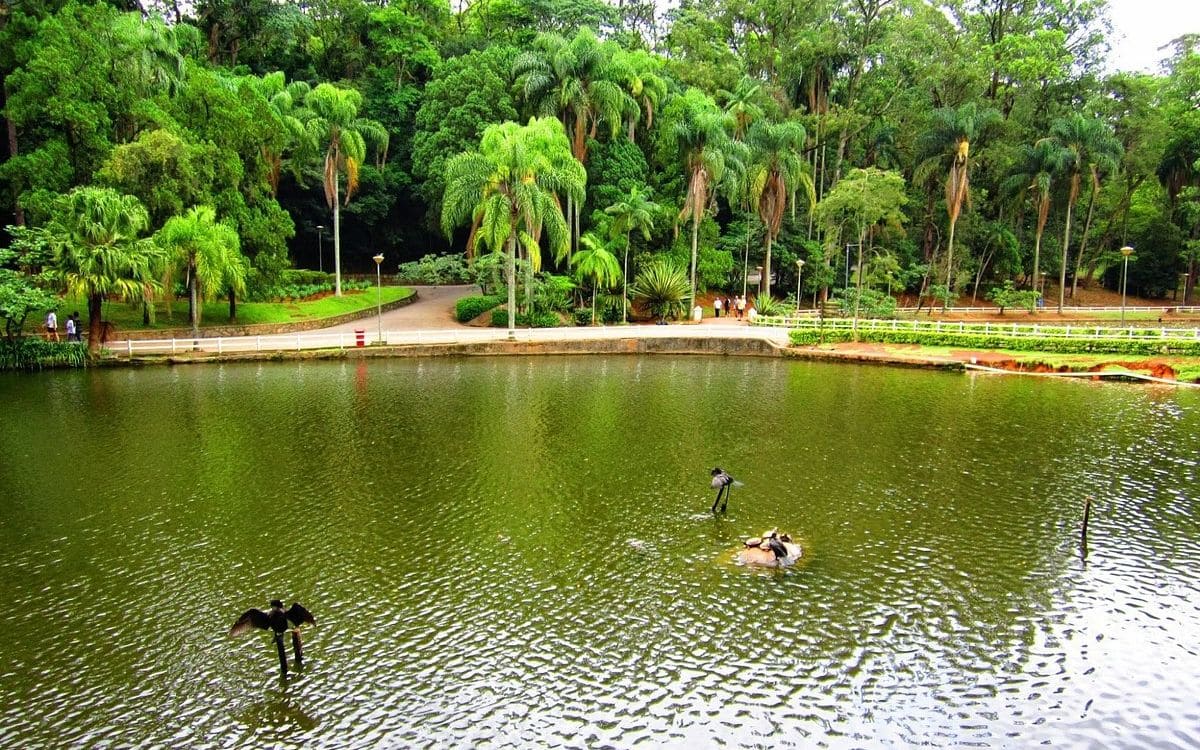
[455,294,504,322]
[489,309,561,328]
[788,326,1200,356]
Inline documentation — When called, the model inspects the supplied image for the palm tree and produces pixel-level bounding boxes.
[746,120,814,298]
[604,186,659,323]
[573,234,622,324]
[1050,114,1121,311]
[253,72,312,197]
[630,260,690,324]
[302,83,389,296]
[155,206,246,338]
[513,28,630,255]
[47,187,162,355]
[717,76,765,141]
[1004,139,1070,295]
[612,49,667,142]
[442,117,586,337]
[673,89,738,310]
[919,103,1000,293]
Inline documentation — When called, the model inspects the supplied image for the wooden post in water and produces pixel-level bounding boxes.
[1080,495,1093,559]
[291,629,304,668]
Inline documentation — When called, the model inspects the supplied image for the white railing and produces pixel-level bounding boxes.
[104,324,794,357]
[760,316,1200,342]
[772,304,1200,317]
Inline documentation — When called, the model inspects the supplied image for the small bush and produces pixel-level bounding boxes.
[573,307,593,326]
[455,294,504,322]
[396,253,470,285]
[0,338,89,371]
[490,308,561,328]
[833,288,897,318]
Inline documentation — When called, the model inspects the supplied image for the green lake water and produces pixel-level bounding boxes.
[1,356,1199,748]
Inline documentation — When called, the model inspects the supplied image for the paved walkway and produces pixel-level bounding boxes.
[109,286,790,356]
[318,284,478,333]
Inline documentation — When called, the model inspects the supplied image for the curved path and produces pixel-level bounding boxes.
[109,286,790,356]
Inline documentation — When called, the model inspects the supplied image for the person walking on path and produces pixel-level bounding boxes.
[714,297,722,318]
[69,313,82,342]
[45,310,58,342]
[724,297,732,319]
[65,314,76,343]
[736,296,746,319]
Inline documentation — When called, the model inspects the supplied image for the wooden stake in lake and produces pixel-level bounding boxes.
[230,600,316,679]
[1080,495,1093,560]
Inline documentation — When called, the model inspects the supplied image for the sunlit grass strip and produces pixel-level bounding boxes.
[53,287,414,330]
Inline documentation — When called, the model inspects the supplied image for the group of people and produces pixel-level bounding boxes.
[45,310,83,343]
[712,295,751,319]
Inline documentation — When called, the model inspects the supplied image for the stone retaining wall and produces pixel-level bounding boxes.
[123,334,784,366]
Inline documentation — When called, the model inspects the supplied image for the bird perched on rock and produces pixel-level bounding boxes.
[711,468,738,513]
[230,600,315,678]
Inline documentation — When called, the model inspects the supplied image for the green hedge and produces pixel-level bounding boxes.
[489,309,562,328]
[788,327,1200,356]
[0,338,89,371]
[455,294,504,323]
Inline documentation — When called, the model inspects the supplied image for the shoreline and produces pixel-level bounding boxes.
[92,333,1200,386]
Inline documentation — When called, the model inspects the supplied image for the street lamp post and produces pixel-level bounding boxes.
[755,266,763,300]
[1120,245,1133,325]
[373,253,385,344]
[316,225,325,273]
[795,259,805,311]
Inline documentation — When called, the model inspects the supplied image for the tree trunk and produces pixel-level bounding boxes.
[189,264,200,343]
[762,233,773,298]
[742,214,752,298]
[689,212,700,311]
[622,236,630,324]
[333,176,342,296]
[505,233,517,337]
[4,104,24,227]
[87,293,103,356]
[1058,199,1074,313]
[851,229,866,341]
[1072,176,1100,298]
[944,215,958,300]
[228,290,237,322]
[1032,228,1043,296]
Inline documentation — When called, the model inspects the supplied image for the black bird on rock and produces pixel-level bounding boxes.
[711,467,736,513]
[230,600,315,678]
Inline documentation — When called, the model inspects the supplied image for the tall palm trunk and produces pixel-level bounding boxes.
[333,175,342,296]
[1058,197,1074,313]
[622,234,631,324]
[742,214,752,298]
[944,216,958,297]
[189,266,199,339]
[689,212,700,312]
[762,233,773,298]
[1071,174,1100,299]
[505,232,517,337]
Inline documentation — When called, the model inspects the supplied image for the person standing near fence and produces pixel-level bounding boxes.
[714,297,722,318]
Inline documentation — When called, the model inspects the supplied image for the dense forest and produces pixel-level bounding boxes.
[2,0,1199,333]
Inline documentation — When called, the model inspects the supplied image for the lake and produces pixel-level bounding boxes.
[1,357,1198,748]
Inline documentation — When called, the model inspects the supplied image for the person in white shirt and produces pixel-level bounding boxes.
[45,310,58,341]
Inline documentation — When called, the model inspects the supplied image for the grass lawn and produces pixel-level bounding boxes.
[49,287,414,331]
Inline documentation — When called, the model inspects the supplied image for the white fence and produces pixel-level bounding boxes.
[760,316,1200,343]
